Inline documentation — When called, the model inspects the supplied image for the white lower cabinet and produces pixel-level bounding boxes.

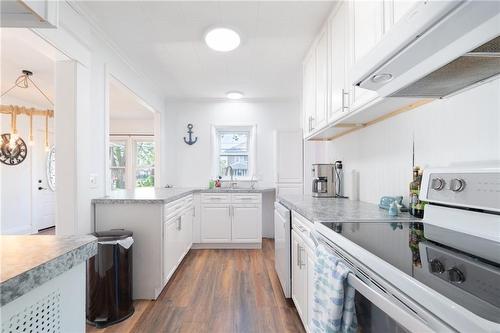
[292,229,308,326]
[163,196,194,287]
[200,205,232,242]
[200,193,262,246]
[232,205,261,242]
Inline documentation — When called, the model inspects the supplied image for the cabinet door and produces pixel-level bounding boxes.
[231,205,261,243]
[291,230,308,325]
[275,130,303,184]
[329,2,349,121]
[181,208,193,255]
[315,26,328,130]
[163,217,180,284]
[200,204,231,242]
[349,0,383,109]
[306,245,316,332]
[303,50,316,136]
[277,183,303,196]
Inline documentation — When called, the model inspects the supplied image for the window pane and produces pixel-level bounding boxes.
[219,132,248,154]
[136,141,155,167]
[111,168,126,190]
[136,167,155,187]
[110,141,126,167]
[217,131,249,177]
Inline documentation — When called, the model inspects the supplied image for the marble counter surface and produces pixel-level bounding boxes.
[0,235,97,306]
[278,194,421,223]
[93,187,275,204]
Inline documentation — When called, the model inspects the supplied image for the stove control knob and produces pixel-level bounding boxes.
[429,259,445,274]
[447,267,465,284]
[449,178,466,192]
[431,178,445,191]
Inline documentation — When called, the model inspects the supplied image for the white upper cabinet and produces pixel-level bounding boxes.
[349,0,384,110]
[315,27,329,131]
[303,50,316,136]
[388,0,420,29]
[328,1,350,122]
[275,130,303,184]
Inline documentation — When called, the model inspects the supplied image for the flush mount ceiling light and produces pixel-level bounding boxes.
[226,91,244,100]
[205,27,241,52]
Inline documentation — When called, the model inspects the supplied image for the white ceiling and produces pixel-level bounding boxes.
[77,1,335,101]
[110,78,155,120]
[0,28,61,108]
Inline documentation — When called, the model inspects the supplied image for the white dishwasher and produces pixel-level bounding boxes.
[274,201,291,298]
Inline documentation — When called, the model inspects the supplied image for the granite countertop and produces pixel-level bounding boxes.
[0,235,97,306]
[93,187,275,204]
[278,194,421,223]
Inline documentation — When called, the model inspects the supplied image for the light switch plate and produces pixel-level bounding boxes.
[89,173,98,188]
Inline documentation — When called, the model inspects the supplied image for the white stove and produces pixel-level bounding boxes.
[418,166,500,325]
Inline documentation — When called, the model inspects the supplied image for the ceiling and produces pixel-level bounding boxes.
[0,28,61,108]
[77,1,335,101]
[110,78,155,120]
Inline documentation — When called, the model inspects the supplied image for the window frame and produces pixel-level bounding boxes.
[211,125,257,181]
[109,135,155,190]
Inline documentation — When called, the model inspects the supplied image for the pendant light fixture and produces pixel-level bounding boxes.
[0,70,54,150]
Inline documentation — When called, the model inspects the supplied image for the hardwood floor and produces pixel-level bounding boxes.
[87,239,305,333]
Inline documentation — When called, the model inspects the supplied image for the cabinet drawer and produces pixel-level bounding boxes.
[164,198,185,221]
[201,193,231,204]
[231,193,261,204]
[292,211,313,234]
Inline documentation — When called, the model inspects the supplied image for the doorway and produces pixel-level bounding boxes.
[107,76,160,192]
[0,28,66,234]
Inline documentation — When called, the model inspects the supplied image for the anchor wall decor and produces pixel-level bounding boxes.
[183,124,198,145]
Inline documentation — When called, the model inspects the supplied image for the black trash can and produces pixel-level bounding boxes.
[87,229,134,328]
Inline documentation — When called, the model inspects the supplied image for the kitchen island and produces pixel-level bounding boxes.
[92,187,275,300]
[0,235,96,332]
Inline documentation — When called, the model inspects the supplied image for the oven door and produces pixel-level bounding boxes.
[315,233,453,333]
[349,273,448,332]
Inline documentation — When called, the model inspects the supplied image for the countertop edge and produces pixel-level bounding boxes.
[278,196,421,223]
[92,188,276,204]
[0,239,97,307]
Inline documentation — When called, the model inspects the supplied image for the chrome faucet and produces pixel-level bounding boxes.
[225,166,237,188]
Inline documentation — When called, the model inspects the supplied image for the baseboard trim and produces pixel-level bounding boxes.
[191,242,261,249]
[1,225,33,235]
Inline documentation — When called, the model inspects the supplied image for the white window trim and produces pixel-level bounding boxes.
[109,135,155,190]
[210,124,257,181]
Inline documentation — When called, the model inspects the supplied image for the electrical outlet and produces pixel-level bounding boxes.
[89,173,98,188]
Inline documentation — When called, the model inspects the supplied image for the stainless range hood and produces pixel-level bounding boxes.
[390,36,500,98]
[352,1,500,99]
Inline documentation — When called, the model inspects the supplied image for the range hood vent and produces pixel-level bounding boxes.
[390,36,500,98]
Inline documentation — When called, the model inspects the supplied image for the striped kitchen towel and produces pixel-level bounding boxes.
[310,244,357,333]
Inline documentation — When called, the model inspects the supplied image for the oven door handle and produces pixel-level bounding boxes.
[347,274,444,333]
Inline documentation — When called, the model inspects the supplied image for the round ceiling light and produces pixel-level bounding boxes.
[226,91,244,100]
[205,27,241,52]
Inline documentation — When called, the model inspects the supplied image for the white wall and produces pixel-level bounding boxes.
[0,96,54,234]
[168,101,300,188]
[313,79,500,205]
[32,2,167,234]
[110,118,154,135]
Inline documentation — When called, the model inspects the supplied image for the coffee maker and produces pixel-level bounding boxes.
[311,164,336,197]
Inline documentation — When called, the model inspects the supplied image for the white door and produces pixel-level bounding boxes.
[274,205,291,298]
[232,205,261,243]
[32,130,55,231]
[291,230,307,323]
[315,26,329,130]
[350,0,383,109]
[275,130,303,184]
[303,50,316,136]
[329,1,349,121]
[200,204,231,242]
[181,208,193,254]
[163,217,180,283]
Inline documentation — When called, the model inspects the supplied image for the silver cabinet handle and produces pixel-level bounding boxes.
[299,245,306,269]
[342,88,350,111]
[297,243,301,267]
